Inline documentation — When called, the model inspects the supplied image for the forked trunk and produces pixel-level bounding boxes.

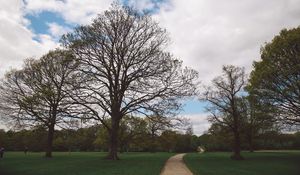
[45,124,55,158]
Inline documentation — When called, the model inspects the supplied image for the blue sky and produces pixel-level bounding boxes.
[1,0,300,134]
[26,11,72,37]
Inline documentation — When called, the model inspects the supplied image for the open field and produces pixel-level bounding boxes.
[0,152,174,175]
[184,151,300,175]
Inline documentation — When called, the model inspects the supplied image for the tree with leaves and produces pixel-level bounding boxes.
[0,49,78,157]
[118,116,148,152]
[242,94,276,152]
[248,27,300,125]
[202,65,246,160]
[145,115,174,152]
[61,4,198,160]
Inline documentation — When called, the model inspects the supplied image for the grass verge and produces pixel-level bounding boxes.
[0,152,174,175]
[184,151,300,175]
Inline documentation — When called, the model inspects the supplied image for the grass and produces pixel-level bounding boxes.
[184,151,300,175]
[0,152,174,175]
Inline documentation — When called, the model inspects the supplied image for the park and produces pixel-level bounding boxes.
[0,1,300,175]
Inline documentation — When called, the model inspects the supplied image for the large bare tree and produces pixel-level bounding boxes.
[0,49,79,157]
[202,65,246,160]
[62,4,198,160]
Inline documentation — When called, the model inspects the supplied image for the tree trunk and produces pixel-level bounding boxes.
[45,124,55,158]
[248,134,254,152]
[231,130,244,160]
[150,129,156,153]
[106,118,120,160]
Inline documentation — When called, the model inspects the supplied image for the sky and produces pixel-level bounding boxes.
[0,0,300,135]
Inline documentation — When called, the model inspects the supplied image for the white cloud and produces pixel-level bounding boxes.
[24,0,113,24]
[0,0,58,77]
[1,0,114,77]
[47,22,72,38]
[127,0,155,12]
[182,113,211,135]
[154,0,300,84]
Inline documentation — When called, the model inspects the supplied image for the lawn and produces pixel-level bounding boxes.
[184,151,300,175]
[0,152,174,175]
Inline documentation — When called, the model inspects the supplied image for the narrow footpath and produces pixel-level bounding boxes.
[160,153,193,175]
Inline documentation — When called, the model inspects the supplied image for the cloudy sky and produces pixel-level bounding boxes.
[0,0,300,134]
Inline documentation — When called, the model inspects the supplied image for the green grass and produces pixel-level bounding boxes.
[0,152,174,175]
[184,151,300,175]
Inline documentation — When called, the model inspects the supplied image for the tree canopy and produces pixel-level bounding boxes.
[248,27,300,125]
[0,49,79,157]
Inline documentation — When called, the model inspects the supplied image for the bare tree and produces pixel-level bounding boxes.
[202,65,246,160]
[62,4,198,160]
[0,49,79,157]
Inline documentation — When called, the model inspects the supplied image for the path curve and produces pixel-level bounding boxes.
[160,153,193,175]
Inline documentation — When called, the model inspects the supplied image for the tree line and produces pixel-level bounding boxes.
[200,124,300,151]
[1,122,299,153]
[0,116,199,153]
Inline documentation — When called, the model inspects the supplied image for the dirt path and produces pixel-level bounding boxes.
[160,153,193,175]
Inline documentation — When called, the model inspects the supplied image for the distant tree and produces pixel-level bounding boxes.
[293,132,300,148]
[202,65,247,160]
[190,135,201,152]
[25,126,47,152]
[248,27,300,125]
[204,123,233,151]
[159,129,195,153]
[0,129,7,148]
[118,116,147,152]
[173,133,194,152]
[145,115,173,152]
[64,129,83,151]
[160,130,178,152]
[76,127,99,151]
[0,49,78,157]
[62,4,198,160]
[94,126,110,151]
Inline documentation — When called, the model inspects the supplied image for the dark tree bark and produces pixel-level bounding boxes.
[107,115,120,160]
[231,98,243,159]
[45,124,55,158]
[231,130,243,160]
